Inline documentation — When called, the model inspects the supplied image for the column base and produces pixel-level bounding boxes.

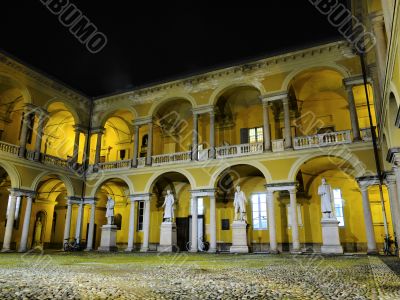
[321,245,344,254]
[140,247,149,252]
[17,248,28,253]
[268,249,279,254]
[189,248,198,253]
[290,249,303,254]
[98,246,118,252]
[125,247,135,252]
[84,248,93,252]
[1,248,13,253]
[208,248,217,253]
[230,246,249,253]
[367,249,379,255]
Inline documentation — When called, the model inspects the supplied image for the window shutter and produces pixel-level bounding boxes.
[240,128,249,144]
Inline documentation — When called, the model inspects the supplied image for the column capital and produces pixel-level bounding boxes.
[356,175,380,190]
[91,127,105,135]
[386,148,400,165]
[67,196,83,205]
[190,188,216,198]
[133,116,153,126]
[128,193,152,202]
[343,75,372,88]
[192,105,214,115]
[369,10,384,24]
[74,124,89,134]
[383,171,397,185]
[83,197,98,205]
[7,188,35,198]
[265,182,298,193]
[260,91,288,103]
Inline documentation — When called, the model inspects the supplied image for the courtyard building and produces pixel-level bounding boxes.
[0,0,400,257]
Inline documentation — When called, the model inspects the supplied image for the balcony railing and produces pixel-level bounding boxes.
[137,157,146,168]
[26,150,36,161]
[272,139,285,152]
[40,154,72,169]
[293,130,352,150]
[216,142,263,159]
[0,141,20,156]
[97,159,131,170]
[152,151,191,166]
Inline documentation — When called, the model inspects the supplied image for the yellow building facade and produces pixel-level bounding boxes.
[0,0,399,255]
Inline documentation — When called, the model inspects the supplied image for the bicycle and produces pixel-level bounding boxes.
[186,236,210,252]
[63,238,86,251]
[383,234,395,256]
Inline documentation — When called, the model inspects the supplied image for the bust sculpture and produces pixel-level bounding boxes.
[233,185,247,222]
[106,196,115,225]
[162,190,175,222]
[318,178,334,219]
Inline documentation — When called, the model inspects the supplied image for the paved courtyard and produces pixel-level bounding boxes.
[0,251,399,299]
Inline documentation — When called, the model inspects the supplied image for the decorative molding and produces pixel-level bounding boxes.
[265,182,298,192]
[261,91,288,103]
[190,188,216,197]
[133,116,153,126]
[192,105,214,115]
[128,193,152,201]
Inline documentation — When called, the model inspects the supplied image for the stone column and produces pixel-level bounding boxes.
[344,83,361,140]
[126,199,136,251]
[394,161,400,225]
[81,131,89,167]
[19,110,31,158]
[132,125,140,167]
[63,200,73,244]
[2,191,17,252]
[192,113,199,161]
[262,101,271,151]
[209,194,217,252]
[141,199,151,252]
[289,188,300,253]
[190,196,198,252]
[370,12,388,87]
[385,173,400,245]
[266,190,278,253]
[72,126,81,163]
[146,121,153,166]
[18,195,34,252]
[34,112,47,161]
[94,129,104,165]
[74,201,84,242]
[282,98,292,148]
[209,110,216,159]
[358,183,378,254]
[85,201,96,251]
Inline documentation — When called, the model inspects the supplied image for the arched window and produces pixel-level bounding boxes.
[114,214,122,230]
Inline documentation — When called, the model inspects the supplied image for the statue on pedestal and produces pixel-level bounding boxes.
[162,190,175,222]
[106,197,115,225]
[318,178,335,219]
[233,186,247,222]
[34,217,43,245]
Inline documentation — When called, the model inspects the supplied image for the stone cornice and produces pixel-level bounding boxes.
[0,52,90,105]
[190,188,216,197]
[8,188,35,197]
[356,175,380,188]
[94,41,351,106]
[261,91,288,103]
[192,105,214,115]
[265,182,298,192]
[128,193,152,201]
[343,75,372,87]
[133,116,153,126]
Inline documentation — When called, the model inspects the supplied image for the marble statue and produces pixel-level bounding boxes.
[162,190,175,222]
[34,217,42,244]
[318,178,334,219]
[233,186,247,221]
[106,197,115,225]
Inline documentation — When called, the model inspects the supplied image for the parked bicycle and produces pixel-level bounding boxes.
[63,238,86,252]
[383,234,396,256]
[186,236,210,252]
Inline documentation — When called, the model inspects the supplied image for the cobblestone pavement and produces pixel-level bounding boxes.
[0,252,399,299]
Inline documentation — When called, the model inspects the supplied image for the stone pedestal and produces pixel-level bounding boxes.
[321,218,343,254]
[98,225,118,252]
[230,221,249,253]
[158,222,177,252]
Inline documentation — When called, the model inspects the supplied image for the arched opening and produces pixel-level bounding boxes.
[34,175,69,249]
[0,75,27,146]
[149,172,192,251]
[214,164,267,252]
[288,68,375,147]
[43,102,78,160]
[93,178,130,249]
[214,86,262,148]
[97,110,134,163]
[0,165,12,249]
[152,99,193,156]
[294,156,393,252]
[387,92,400,148]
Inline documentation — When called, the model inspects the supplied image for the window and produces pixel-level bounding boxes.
[333,189,345,226]
[286,204,303,227]
[137,201,145,231]
[251,194,267,230]
[249,127,263,144]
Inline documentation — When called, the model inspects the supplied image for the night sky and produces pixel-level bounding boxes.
[0,1,348,98]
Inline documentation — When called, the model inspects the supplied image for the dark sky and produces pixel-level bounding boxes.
[0,1,348,98]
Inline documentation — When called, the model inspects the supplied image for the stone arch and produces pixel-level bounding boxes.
[44,99,81,125]
[0,160,21,188]
[287,153,367,182]
[148,94,197,116]
[208,81,266,106]
[281,63,351,92]
[144,169,196,193]
[98,107,138,128]
[31,172,75,198]
[0,71,32,104]
[90,175,134,198]
[209,161,272,187]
